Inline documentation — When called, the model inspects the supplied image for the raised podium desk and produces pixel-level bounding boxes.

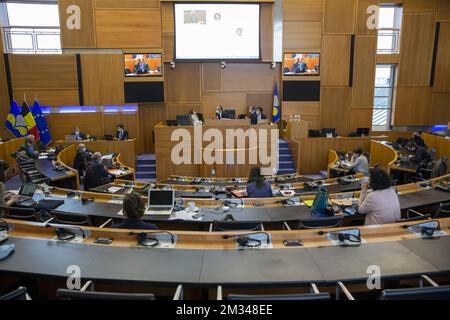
[154,121,279,180]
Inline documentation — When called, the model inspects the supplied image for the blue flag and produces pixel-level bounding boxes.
[31,100,52,145]
[272,82,281,123]
[5,100,27,137]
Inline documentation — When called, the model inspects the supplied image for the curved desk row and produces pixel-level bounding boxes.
[1,218,450,288]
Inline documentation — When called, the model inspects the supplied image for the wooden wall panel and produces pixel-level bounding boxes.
[350,108,373,133]
[320,87,351,136]
[282,102,320,129]
[165,103,202,120]
[202,93,247,119]
[97,54,125,105]
[161,2,174,33]
[403,0,439,13]
[260,3,274,62]
[283,0,323,22]
[323,0,356,34]
[139,104,165,153]
[221,63,277,92]
[95,0,160,9]
[163,34,174,62]
[430,93,450,124]
[439,0,450,21]
[95,9,162,48]
[398,13,436,86]
[433,22,450,92]
[352,35,377,108]
[102,111,141,152]
[80,54,102,106]
[202,63,222,92]
[45,112,104,141]
[283,22,322,50]
[355,0,378,35]
[165,63,201,103]
[13,90,79,107]
[9,55,78,90]
[393,87,432,125]
[59,0,96,48]
[321,35,351,87]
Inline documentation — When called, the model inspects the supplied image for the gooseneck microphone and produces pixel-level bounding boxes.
[129,231,175,244]
[223,232,271,244]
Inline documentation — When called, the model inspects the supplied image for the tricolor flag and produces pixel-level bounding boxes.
[31,100,51,145]
[5,100,27,137]
[21,100,40,141]
[272,82,281,123]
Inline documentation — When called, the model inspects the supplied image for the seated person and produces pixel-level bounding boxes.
[215,106,224,120]
[134,57,149,74]
[406,131,425,150]
[358,168,401,225]
[256,107,267,121]
[246,166,273,198]
[19,135,39,159]
[112,192,158,230]
[116,124,129,140]
[72,127,86,141]
[411,140,432,164]
[292,57,307,73]
[73,143,92,173]
[189,110,202,126]
[83,152,113,191]
[349,148,369,176]
[431,156,448,178]
[0,160,18,206]
[248,106,258,125]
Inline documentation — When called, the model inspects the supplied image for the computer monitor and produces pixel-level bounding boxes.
[165,120,178,127]
[19,182,37,197]
[321,128,336,137]
[104,134,113,141]
[309,130,321,138]
[176,115,193,126]
[148,189,175,208]
[223,110,236,119]
[356,128,370,136]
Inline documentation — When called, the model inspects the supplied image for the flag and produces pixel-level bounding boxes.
[21,100,40,141]
[272,82,281,123]
[31,100,51,145]
[5,100,27,137]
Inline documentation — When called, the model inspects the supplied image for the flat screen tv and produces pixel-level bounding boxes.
[283,53,320,76]
[124,53,162,77]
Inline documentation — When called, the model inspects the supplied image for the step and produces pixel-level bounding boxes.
[136,159,156,165]
[136,173,157,179]
[277,168,296,174]
[136,164,156,171]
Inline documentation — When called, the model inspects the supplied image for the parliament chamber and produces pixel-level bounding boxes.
[0,0,449,306]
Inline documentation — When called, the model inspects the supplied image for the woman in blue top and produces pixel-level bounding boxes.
[246,166,273,198]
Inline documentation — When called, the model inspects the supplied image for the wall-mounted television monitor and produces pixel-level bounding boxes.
[174,3,260,60]
[283,53,320,76]
[124,53,162,77]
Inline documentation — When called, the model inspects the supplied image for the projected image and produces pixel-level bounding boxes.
[175,3,260,60]
[283,53,320,76]
[124,53,162,77]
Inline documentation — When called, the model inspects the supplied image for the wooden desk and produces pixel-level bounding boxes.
[0,137,25,177]
[154,122,279,179]
[423,133,450,160]
[282,119,309,140]
[55,139,136,168]
[370,140,398,174]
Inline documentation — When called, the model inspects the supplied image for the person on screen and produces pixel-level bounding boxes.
[72,127,86,141]
[116,124,129,140]
[19,135,39,159]
[358,168,400,225]
[349,148,369,176]
[292,56,308,73]
[84,152,113,191]
[134,57,149,74]
[215,106,224,120]
[112,192,158,230]
[246,166,272,198]
[249,106,258,125]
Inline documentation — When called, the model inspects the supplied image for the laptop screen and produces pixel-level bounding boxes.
[148,190,174,207]
[19,182,37,197]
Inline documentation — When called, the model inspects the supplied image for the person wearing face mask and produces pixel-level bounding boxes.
[215,106,224,120]
[116,124,129,140]
[249,106,258,125]
[73,143,92,175]
[72,127,86,141]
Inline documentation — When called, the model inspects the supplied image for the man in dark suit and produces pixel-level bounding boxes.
[112,192,158,230]
[73,143,92,174]
[292,56,307,73]
[84,152,113,190]
[249,106,258,125]
[411,140,432,164]
[72,127,86,141]
[116,124,129,140]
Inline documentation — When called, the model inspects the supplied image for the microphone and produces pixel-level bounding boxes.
[317,228,361,244]
[222,232,271,244]
[45,223,86,239]
[129,231,175,244]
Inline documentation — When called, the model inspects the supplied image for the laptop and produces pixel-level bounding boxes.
[145,189,175,215]
[104,134,114,141]
[15,182,38,205]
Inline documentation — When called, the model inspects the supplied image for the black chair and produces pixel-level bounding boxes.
[396,209,431,223]
[0,287,30,300]
[50,210,93,226]
[218,284,330,301]
[298,216,344,229]
[210,221,262,232]
[0,206,40,222]
[381,275,450,300]
[434,202,450,218]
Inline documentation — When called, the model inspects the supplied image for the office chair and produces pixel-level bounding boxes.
[297,216,344,230]
[218,284,330,300]
[50,210,93,226]
[381,275,450,300]
[210,221,263,232]
[0,206,41,222]
[434,202,450,218]
[396,209,431,223]
[0,287,30,300]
